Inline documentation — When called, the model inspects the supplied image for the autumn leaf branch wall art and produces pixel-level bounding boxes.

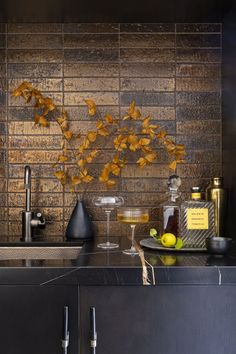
[12,81,186,199]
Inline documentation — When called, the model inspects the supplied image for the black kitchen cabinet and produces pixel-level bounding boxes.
[0,285,79,354]
[80,285,236,354]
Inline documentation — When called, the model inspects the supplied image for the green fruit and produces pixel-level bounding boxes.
[175,238,183,250]
[150,228,158,238]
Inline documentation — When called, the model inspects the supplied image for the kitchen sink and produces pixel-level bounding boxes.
[0,246,82,260]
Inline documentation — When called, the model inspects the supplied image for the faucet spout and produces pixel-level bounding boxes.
[24,165,31,212]
[22,165,46,242]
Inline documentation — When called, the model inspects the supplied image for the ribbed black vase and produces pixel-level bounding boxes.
[66,200,94,241]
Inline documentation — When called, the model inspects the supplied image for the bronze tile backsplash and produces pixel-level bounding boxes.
[0,23,222,240]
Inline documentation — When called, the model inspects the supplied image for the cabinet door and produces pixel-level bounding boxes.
[80,285,236,354]
[0,285,79,354]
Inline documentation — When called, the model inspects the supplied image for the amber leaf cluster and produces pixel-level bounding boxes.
[12,81,186,192]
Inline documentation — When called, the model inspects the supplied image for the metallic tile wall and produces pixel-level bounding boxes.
[0,23,222,240]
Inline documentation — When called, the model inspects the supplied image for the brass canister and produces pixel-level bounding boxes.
[206,177,227,237]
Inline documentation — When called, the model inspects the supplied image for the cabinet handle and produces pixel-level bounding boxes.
[90,307,97,354]
[62,306,70,354]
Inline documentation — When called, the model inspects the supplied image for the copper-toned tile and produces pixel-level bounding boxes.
[8,150,60,164]
[176,48,221,63]
[64,78,119,91]
[121,164,170,178]
[8,63,63,78]
[0,109,6,121]
[9,164,55,178]
[9,135,62,149]
[176,92,220,106]
[8,34,63,49]
[0,50,6,63]
[177,163,221,178]
[9,92,63,106]
[64,34,118,48]
[186,150,221,163]
[64,23,119,33]
[64,92,119,105]
[176,23,221,33]
[64,48,119,62]
[176,63,221,77]
[176,106,221,120]
[8,122,61,135]
[0,222,7,235]
[0,35,5,48]
[120,63,175,77]
[8,193,63,207]
[0,193,7,206]
[177,135,220,150]
[176,34,221,48]
[176,78,221,92]
[0,122,6,134]
[9,207,63,221]
[121,178,167,193]
[177,120,221,135]
[0,165,6,178]
[120,34,175,47]
[121,106,175,121]
[8,178,62,193]
[121,48,175,62]
[0,179,6,192]
[120,23,175,32]
[121,78,175,92]
[9,78,63,92]
[8,49,63,63]
[0,208,7,220]
[0,135,6,147]
[8,23,62,33]
[0,151,6,163]
[64,63,119,77]
[64,106,119,120]
[121,92,174,106]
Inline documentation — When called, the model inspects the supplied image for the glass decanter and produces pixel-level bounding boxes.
[161,175,181,238]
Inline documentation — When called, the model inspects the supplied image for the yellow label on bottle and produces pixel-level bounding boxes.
[186,208,209,230]
[191,192,201,199]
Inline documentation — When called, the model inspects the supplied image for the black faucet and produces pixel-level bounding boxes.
[22,165,46,242]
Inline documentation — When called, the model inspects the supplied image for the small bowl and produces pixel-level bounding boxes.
[206,237,232,255]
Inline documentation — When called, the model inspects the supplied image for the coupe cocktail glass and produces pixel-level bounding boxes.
[93,196,124,249]
[117,208,149,255]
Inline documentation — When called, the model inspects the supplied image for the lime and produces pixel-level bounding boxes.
[161,233,176,248]
[150,228,158,238]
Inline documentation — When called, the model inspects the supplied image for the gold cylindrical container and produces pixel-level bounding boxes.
[206,177,227,237]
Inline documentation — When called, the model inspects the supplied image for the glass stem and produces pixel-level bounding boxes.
[105,210,111,245]
[130,224,136,251]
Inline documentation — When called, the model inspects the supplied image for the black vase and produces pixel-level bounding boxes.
[66,200,94,241]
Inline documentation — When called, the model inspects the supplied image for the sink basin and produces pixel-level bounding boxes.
[0,246,82,260]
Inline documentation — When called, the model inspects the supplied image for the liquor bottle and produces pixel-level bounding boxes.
[161,175,181,237]
[206,177,227,237]
[180,187,215,247]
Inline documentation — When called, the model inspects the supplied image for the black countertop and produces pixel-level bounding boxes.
[0,237,236,286]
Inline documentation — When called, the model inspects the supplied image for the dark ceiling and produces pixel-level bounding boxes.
[0,0,235,22]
